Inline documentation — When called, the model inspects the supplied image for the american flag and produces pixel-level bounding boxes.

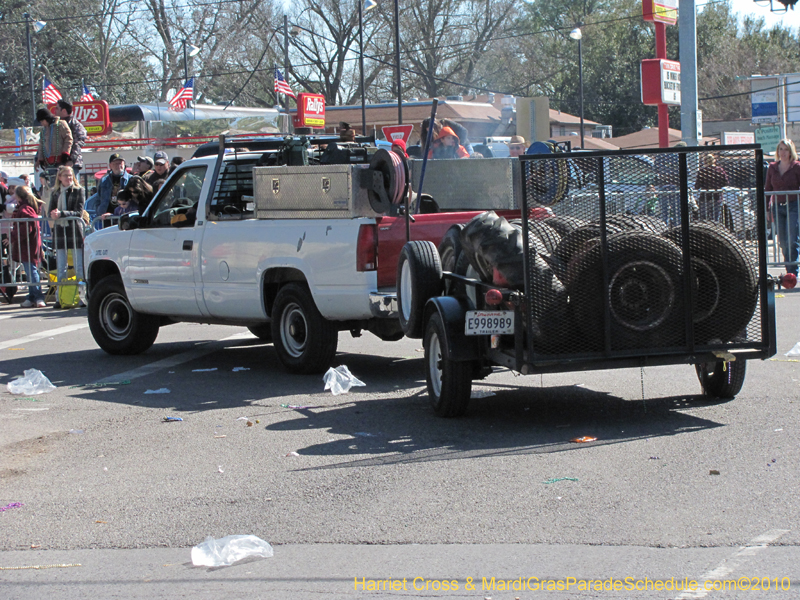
[42,78,62,104]
[80,85,94,102]
[169,77,194,111]
[274,68,296,99]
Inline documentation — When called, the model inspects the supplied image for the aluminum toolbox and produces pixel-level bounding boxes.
[408,157,521,210]
[254,164,380,219]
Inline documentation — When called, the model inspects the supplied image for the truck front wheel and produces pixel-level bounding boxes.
[424,312,472,417]
[271,283,338,374]
[88,276,159,355]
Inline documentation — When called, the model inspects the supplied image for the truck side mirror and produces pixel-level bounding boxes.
[119,213,141,231]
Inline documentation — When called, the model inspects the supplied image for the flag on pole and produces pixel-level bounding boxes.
[274,68,296,99]
[169,77,194,111]
[42,78,62,104]
[80,85,94,102]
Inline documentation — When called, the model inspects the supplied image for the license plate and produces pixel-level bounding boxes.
[465,311,514,336]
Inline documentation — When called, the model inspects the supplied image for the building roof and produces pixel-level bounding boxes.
[549,135,619,151]
[548,110,599,126]
[322,100,502,129]
[610,127,715,149]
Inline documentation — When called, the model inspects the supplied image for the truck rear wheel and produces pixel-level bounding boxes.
[271,283,338,374]
[88,276,159,355]
[247,324,273,342]
[397,241,442,339]
[696,359,746,399]
[424,312,472,417]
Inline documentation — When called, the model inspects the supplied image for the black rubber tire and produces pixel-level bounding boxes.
[664,223,757,344]
[88,276,159,355]
[247,324,273,342]
[566,231,685,351]
[551,221,626,273]
[696,359,746,399]
[545,215,585,238]
[271,283,338,374]
[437,225,463,273]
[424,312,472,417]
[606,214,668,235]
[510,219,561,255]
[460,211,526,286]
[397,241,443,339]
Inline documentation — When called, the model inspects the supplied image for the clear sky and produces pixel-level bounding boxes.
[722,0,800,29]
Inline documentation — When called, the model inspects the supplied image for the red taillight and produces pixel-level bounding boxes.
[356,224,377,271]
[485,288,503,306]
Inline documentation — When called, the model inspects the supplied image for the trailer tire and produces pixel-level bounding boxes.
[696,359,746,399]
[271,283,338,374]
[510,219,561,254]
[247,324,273,342]
[424,312,472,417]
[664,222,757,344]
[397,241,443,339]
[567,231,684,350]
[88,276,160,355]
[552,221,626,270]
[606,214,668,235]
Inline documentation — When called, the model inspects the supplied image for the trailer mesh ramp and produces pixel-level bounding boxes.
[519,146,766,361]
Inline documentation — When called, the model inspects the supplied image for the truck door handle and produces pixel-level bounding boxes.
[182,240,193,251]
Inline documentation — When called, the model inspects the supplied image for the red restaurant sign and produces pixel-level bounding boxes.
[48,99,112,136]
[294,93,326,128]
[642,0,678,25]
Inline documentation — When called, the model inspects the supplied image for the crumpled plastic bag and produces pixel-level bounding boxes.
[785,342,800,357]
[191,534,273,567]
[323,365,366,395]
[7,369,56,395]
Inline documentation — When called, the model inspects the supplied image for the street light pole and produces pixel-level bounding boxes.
[570,27,585,149]
[24,13,36,124]
[393,0,402,124]
[284,14,290,114]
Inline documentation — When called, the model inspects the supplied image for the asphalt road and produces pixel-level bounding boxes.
[1,286,799,599]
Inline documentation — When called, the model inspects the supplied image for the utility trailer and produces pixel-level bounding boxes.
[396,145,777,416]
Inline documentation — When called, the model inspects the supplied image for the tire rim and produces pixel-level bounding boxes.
[428,329,443,399]
[400,259,413,321]
[280,302,308,358]
[690,257,720,323]
[608,260,675,332]
[99,292,133,341]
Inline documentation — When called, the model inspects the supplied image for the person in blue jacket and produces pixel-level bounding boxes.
[85,153,130,221]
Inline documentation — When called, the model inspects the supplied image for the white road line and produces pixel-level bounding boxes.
[675,529,790,599]
[0,324,89,351]
[93,331,255,384]
[0,315,15,321]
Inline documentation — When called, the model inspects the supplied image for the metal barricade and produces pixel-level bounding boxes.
[0,215,87,305]
[90,214,122,230]
[765,189,800,272]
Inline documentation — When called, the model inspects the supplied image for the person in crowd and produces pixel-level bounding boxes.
[507,135,527,158]
[3,186,45,307]
[33,108,73,170]
[765,138,800,277]
[339,122,356,143]
[101,176,152,219]
[420,118,474,156]
[48,165,86,308]
[143,153,170,187]
[86,153,130,219]
[428,126,470,159]
[132,155,154,176]
[171,156,185,169]
[694,153,729,221]
[0,170,7,193]
[53,99,87,176]
[655,141,688,227]
[391,139,409,159]
[17,173,41,199]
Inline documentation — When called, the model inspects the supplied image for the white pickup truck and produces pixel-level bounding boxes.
[83,135,476,374]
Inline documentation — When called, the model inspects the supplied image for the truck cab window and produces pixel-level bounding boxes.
[209,161,256,221]
[149,166,208,228]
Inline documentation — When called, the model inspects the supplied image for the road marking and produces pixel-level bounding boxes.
[93,331,255,384]
[675,529,789,599]
[0,324,88,351]
[0,315,15,321]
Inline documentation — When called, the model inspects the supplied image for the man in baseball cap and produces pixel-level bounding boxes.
[87,153,130,218]
[153,150,169,163]
[133,155,154,175]
[143,152,170,186]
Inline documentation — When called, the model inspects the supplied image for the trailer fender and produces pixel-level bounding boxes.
[423,296,480,362]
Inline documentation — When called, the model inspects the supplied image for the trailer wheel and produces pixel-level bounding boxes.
[247,324,273,342]
[88,276,160,355]
[696,359,746,399]
[424,312,472,417]
[271,283,338,374]
[397,241,443,339]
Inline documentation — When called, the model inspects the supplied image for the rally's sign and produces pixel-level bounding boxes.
[642,0,678,25]
[294,93,326,128]
[641,59,681,106]
[47,99,112,135]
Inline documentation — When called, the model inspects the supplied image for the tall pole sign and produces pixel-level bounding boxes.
[642,0,679,147]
